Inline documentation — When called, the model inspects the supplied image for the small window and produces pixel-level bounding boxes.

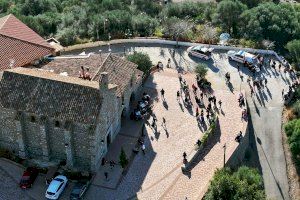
[30,116,36,122]
[55,121,60,127]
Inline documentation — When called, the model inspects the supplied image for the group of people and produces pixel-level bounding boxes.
[177,74,193,106]
[130,92,152,120]
[79,66,92,80]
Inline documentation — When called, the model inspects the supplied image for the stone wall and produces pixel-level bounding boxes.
[72,123,92,170]
[46,120,66,161]
[0,109,19,152]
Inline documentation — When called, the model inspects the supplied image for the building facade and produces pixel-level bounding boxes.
[0,54,143,171]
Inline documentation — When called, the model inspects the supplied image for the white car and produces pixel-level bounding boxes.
[45,175,68,200]
[227,50,260,72]
[187,46,214,60]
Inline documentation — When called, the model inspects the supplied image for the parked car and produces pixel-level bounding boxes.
[45,166,59,185]
[19,167,39,189]
[227,50,260,72]
[70,180,90,200]
[187,46,214,60]
[45,175,68,200]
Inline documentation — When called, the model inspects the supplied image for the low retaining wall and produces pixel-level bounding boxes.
[64,38,285,64]
[181,117,219,173]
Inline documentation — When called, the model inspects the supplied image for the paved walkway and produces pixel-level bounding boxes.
[85,68,247,200]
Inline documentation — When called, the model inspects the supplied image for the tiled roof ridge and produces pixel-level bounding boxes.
[0,31,53,51]
[5,68,100,89]
[0,14,10,30]
[92,53,111,81]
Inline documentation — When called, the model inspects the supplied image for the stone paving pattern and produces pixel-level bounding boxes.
[85,68,246,200]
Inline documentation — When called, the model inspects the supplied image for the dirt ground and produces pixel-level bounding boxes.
[282,108,300,200]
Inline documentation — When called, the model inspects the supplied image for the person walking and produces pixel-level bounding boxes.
[177,91,180,101]
[104,172,108,181]
[237,64,240,72]
[160,88,165,100]
[264,78,268,86]
[250,86,254,97]
[179,74,183,83]
[167,58,171,68]
[199,92,203,100]
[282,89,284,97]
[218,100,222,108]
[213,97,217,107]
[142,144,146,155]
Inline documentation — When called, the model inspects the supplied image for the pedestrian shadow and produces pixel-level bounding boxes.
[162,100,169,110]
[178,101,184,112]
[252,98,260,117]
[227,82,234,93]
[266,86,272,99]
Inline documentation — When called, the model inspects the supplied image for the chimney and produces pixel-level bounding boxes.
[100,72,109,89]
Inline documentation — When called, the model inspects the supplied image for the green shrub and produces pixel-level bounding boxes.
[195,63,208,79]
[205,166,266,200]
[127,51,153,74]
[292,100,300,118]
[284,119,300,159]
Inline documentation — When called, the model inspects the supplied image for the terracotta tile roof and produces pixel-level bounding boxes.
[42,53,143,97]
[0,68,102,125]
[93,54,143,96]
[0,14,52,48]
[0,14,54,71]
[41,54,107,78]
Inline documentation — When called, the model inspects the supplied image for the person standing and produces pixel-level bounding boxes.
[177,91,180,101]
[104,172,108,181]
[237,64,240,72]
[264,78,267,86]
[142,144,146,155]
[218,100,222,108]
[161,88,165,100]
[200,92,204,100]
[282,89,284,97]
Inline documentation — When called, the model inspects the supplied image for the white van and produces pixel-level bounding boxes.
[187,46,214,60]
[227,50,260,72]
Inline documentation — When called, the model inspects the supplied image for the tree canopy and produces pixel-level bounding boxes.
[127,52,153,74]
[205,167,266,200]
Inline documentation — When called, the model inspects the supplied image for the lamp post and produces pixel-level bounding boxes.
[223,143,226,167]
[104,18,108,34]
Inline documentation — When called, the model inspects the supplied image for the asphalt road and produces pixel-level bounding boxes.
[246,68,291,200]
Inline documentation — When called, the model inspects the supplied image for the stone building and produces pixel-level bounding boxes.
[0,53,143,171]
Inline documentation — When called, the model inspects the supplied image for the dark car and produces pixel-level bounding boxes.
[70,181,89,200]
[19,167,39,189]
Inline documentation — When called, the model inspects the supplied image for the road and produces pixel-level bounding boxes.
[246,68,291,200]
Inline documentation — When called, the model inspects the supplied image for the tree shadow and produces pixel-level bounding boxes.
[183,120,221,173]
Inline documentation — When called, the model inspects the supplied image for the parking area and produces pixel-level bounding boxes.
[0,158,75,200]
